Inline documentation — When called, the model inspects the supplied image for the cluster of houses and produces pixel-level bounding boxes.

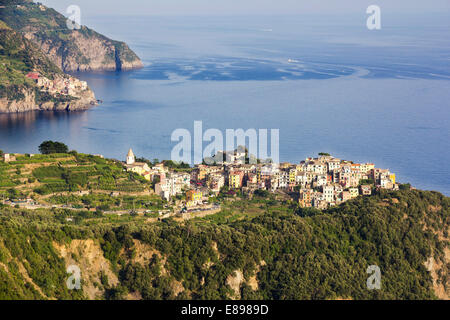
[26,72,88,97]
[124,149,192,202]
[15,4,47,11]
[292,155,398,209]
[124,148,398,210]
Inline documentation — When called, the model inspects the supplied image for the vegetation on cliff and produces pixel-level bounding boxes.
[0,19,96,112]
[0,0,140,111]
[0,0,143,72]
[0,20,62,100]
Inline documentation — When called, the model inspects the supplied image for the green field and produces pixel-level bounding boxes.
[0,152,154,211]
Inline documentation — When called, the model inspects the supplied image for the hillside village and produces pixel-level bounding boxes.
[123,148,398,210]
[26,72,89,98]
[1,147,398,213]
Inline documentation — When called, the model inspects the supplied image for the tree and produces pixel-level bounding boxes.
[163,160,190,170]
[254,189,270,198]
[360,179,375,186]
[38,141,69,154]
[399,183,412,190]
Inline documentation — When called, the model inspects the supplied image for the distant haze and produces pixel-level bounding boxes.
[38,0,450,16]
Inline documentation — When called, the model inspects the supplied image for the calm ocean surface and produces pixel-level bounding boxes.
[0,15,449,195]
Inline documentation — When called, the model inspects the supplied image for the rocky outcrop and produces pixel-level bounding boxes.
[25,29,144,72]
[226,270,244,300]
[53,240,119,300]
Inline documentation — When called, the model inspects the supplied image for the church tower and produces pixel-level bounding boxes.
[126,148,136,165]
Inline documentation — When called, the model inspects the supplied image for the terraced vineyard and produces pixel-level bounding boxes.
[0,152,164,212]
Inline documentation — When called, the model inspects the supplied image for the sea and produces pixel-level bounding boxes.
[0,14,449,195]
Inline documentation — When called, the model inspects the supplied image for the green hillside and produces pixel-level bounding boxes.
[0,1,68,31]
[0,19,62,100]
[0,175,448,299]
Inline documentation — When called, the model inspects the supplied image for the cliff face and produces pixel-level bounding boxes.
[25,29,144,72]
[0,21,97,113]
[0,0,144,72]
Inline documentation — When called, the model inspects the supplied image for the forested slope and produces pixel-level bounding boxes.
[0,188,448,300]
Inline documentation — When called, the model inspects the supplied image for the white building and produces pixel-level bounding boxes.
[306,161,327,174]
[260,163,280,176]
[126,148,136,165]
[323,185,335,203]
[278,171,289,189]
[327,159,341,172]
[316,174,328,187]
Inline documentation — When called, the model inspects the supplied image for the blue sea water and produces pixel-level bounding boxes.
[0,14,449,195]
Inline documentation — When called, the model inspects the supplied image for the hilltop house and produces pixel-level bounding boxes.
[2,153,16,163]
[360,185,372,196]
[124,149,151,178]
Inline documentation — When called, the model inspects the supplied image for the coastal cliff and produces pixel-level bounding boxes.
[27,29,144,72]
[0,20,97,113]
[0,79,96,113]
[0,1,144,113]
[0,0,143,72]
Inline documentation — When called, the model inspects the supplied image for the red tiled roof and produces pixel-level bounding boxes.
[26,72,39,80]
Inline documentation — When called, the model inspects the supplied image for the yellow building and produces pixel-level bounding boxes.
[197,168,208,181]
[186,190,203,207]
[228,171,244,189]
[389,174,396,184]
[142,171,153,181]
[289,169,297,183]
[124,148,151,175]
[127,164,151,175]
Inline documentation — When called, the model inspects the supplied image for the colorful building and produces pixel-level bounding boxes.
[228,171,245,189]
[186,190,203,207]
[299,189,313,208]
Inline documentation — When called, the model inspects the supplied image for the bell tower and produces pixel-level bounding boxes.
[126,148,135,165]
